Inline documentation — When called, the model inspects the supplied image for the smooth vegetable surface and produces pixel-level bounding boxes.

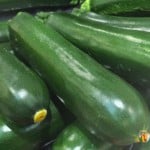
[45,12,150,107]
[0,45,69,145]
[0,42,50,128]
[9,12,150,145]
[8,95,67,146]
[0,117,36,150]
[81,0,150,15]
[44,100,65,143]
[52,122,122,150]
[72,10,150,32]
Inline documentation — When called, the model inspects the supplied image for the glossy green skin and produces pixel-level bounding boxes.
[73,10,150,32]
[0,118,35,150]
[0,0,79,12]
[52,122,122,150]
[39,96,75,149]
[82,0,150,15]
[45,12,150,106]
[0,45,65,145]
[42,100,65,143]
[0,21,9,42]
[0,44,50,128]
[9,12,150,145]
[52,123,100,150]
[12,100,64,144]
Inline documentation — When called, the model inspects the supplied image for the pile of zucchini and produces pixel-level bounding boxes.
[0,0,150,149]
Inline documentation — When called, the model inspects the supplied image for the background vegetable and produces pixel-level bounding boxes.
[72,10,150,32]
[52,122,123,150]
[45,12,150,107]
[0,0,79,12]
[81,0,150,15]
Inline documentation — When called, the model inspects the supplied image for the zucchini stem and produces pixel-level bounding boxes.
[33,109,47,123]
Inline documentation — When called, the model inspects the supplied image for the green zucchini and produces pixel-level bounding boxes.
[12,100,64,145]
[0,42,50,129]
[9,12,150,145]
[0,0,79,12]
[0,44,70,146]
[72,10,150,32]
[0,21,9,42]
[0,117,36,150]
[52,122,122,150]
[7,94,73,147]
[81,0,150,15]
[45,12,150,106]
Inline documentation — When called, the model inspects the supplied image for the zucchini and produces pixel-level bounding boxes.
[0,44,66,145]
[13,100,65,145]
[0,42,50,128]
[45,12,150,107]
[72,10,150,32]
[0,117,36,150]
[0,0,79,12]
[0,21,9,42]
[52,122,122,150]
[9,12,150,145]
[81,0,150,15]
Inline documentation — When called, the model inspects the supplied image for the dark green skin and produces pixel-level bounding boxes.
[0,117,35,150]
[9,12,150,145]
[81,0,150,15]
[0,45,68,145]
[41,100,65,143]
[0,42,11,50]
[0,0,79,12]
[39,94,75,149]
[72,10,150,32]
[52,122,122,150]
[0,21,9,42]
[133,142,150,150]
[0,43,50,128]
[6,95,67,146]
[53,123,98,150]
[45,12,150,107]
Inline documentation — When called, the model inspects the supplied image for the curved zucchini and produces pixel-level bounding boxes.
[0,0,79,12]
[52,122,122,150]
[9,12,150,145]
[45,12,150,107]
[81,0,150,15]
[14,99,65,145]
[0,117,35,150]
[0,43,50,128]
[72,10,150,32]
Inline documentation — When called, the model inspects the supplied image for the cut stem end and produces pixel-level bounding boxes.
[33,109,47,123]
[139,131,150,143]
